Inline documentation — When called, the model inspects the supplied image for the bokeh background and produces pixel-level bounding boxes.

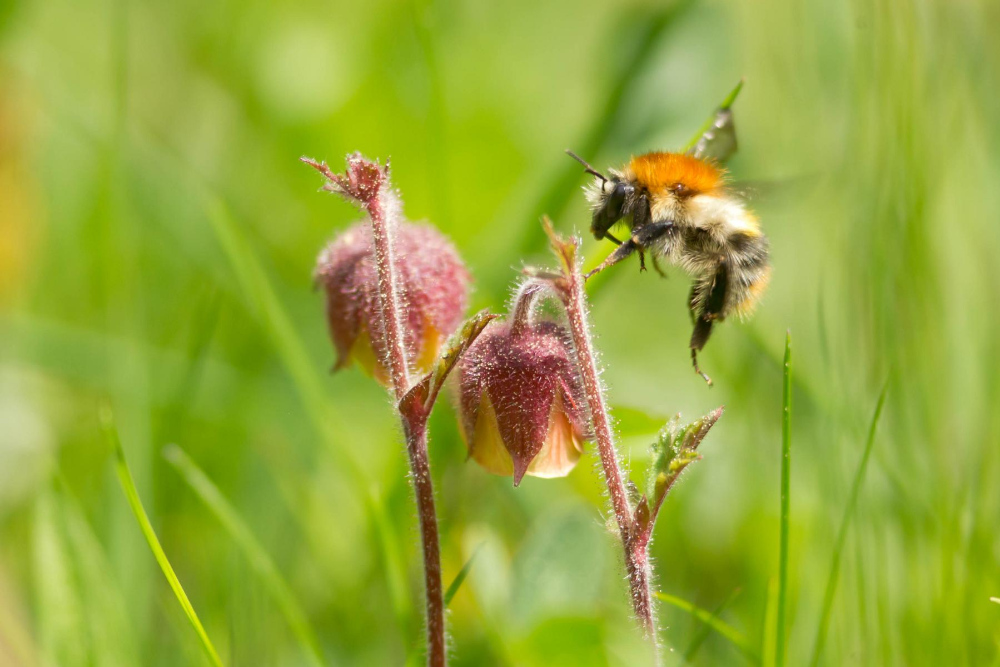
[2,0,999,664]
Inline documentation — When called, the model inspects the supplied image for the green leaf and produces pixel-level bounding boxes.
[163,444,325,667]
[402,309,498,415]
[646,407,724,507]
[102,407,225,667]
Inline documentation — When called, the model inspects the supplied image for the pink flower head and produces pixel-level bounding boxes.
[315,221,470,384]
[457,317,590,486]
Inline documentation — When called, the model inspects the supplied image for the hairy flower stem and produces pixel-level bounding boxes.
[305,155,447,666]
[368,192,447,667]
[400,417,445,667]
[543,223,657,643]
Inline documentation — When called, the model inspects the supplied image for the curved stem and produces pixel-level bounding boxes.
[553,233,657,642]
[509,280,550,337]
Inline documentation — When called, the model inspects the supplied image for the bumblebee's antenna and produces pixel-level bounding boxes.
[565,149,607,181]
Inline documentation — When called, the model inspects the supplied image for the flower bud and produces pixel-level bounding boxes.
[315,221,470,384]
[457,317,590,486]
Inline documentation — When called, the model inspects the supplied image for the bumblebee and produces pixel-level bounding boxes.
[568,147,770,386]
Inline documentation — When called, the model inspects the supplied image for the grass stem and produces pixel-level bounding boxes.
[809,382,888,665]
[102,408,224,667]
[776,331,792,667]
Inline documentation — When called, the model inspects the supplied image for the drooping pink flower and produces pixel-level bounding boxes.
[315,221,470,384]
[457,318,590,485]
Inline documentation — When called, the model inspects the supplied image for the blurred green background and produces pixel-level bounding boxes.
[2,0,999,664]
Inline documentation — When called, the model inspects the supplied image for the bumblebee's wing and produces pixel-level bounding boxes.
[684,79,743,165]
[726,174,819,205]
[688,108,738,163]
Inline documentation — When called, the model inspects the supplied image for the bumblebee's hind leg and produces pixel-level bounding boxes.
[689,258,730,387]
[690,321,715,387]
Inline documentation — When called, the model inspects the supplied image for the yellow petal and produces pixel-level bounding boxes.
[348,326,391,386]
[463,392,584,481]
[526,392,584,479]
[348,318,443,387]
[414,320,443,375]
[466,393,514,476]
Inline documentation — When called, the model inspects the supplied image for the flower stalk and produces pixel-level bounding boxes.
[535,217,722,650]
[536,219,655,635]
[304,153,464,666]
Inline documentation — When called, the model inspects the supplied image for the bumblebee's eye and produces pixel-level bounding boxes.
[613,181,628,201]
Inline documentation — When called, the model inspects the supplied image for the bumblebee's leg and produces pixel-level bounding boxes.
[604,232,623,246]
[691,345,713,386]
[689,258,729,387]
[633,220,675,245]
[632,194,651,273]
[585,237,640,279]
[585,221,674,280]
[652,254,668,278]
[634,221,674,274]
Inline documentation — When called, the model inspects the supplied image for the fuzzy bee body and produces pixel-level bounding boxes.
[573,150,771,385]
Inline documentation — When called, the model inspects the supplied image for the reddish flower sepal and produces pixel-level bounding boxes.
[457,316,590,486]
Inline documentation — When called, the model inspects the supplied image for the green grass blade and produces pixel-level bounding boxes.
[809,383,889,666]
[776,331,792,667]
[683,588,743,663]
[102,408,224,667]
[762,577,779,667]
[444,544,482,608]
[163,444,325,667]
[655,591,759,663]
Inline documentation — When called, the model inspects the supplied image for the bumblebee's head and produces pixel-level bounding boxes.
[566,150,634,241]
[587,177,633,241]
